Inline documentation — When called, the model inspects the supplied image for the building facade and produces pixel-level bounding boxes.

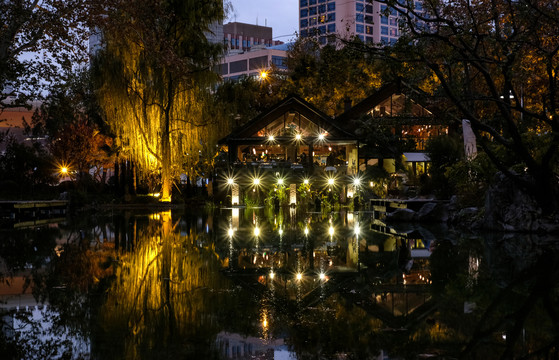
[224,22,283,53]
[218,44,289,81]
[299,0,424,45]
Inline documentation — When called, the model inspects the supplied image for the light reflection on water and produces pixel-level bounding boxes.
[0,208,558,359]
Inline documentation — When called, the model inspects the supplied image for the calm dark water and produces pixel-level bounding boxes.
[1,207,558,359]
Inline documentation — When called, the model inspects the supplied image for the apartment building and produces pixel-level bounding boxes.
[299,0,424,45]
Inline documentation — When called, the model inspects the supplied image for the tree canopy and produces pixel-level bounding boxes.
[94,0,228,201]
[372,0,559,211]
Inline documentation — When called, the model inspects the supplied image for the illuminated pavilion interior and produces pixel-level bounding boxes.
[219,81,448,178]
[219,95,359,174]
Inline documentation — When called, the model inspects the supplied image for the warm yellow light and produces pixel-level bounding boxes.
[268,135,275,141]
[329,226,334,236]
[60,167,68,175]
[228,227,235,237]
[303,178,309,185]
[318,133,325,140]
[295,133,302,141]
[354,224,360,236]
[227,178,234,185]
[279,228,283,235]
[304,227,309,236]
[270,271,275,279]
[353,178,361,186]
[319,273,326,280]
[328,178,335,186]
[253,178,261,185]
[277,178,284,185]
[296,273,302,281]
[254,226,260,237]
[260,70,268,79]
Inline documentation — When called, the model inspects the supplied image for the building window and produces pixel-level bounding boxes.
[327,13,335,22]
[247,40,250,47]
[356,14,364,22]
[381,16,388,24]
[358,35,365,42]
[327,23,335,33]
[356,3,364,11]
[415,1,423,10]
[365,4,373,13]
[390,38,398,45]
[356,24,364,33]
[301,29,308,37]
[300,19,308,27]
[271,56,287,69]
[309,0,316,4]
[319,36,327,44]
[318,25,326,34]
[366,26,373,35]
[381,36,389,44]
[381,5,387,12]
[390,28,398,37]
[242,40,247,47]
[381,26,388,35]
[300,0,308,6]
[300,9,308,17]
[309,6,317,15]
[366,37,374,44]
[319,0,326,2]
[318,4,326,13]
[310,17,317,25]
[319,15,326,23]
[365,15,373,24]
[327,2,335,11]
[390,18,398,26]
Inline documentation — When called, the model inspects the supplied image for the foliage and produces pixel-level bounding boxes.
[0,0,105,112]
[375,0,559,211]
[365,165,390,198]
[424,135,464,198]
[445,153,497,207]
[284,38,383,117]
[0,135,56,199]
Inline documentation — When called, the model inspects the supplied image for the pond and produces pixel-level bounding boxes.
[1,207,558,359]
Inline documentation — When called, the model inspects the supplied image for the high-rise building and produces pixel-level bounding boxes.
[298,0,422,46]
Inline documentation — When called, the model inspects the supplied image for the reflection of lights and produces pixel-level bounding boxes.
[270,271,275,279]
[296,273,303,281]
[254,226,260,237]
[329,226,334,236]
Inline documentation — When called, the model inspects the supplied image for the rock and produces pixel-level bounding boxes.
[416,202,449,222]
[386,208,416,222]
[483,172,558,233]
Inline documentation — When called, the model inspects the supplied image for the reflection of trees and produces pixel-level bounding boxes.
[95,215,231,359]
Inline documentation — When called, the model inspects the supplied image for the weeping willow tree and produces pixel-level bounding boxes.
[93,0,230,201]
